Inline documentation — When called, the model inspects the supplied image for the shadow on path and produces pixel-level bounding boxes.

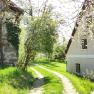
[32,78,44,88]
[29,68,44,94]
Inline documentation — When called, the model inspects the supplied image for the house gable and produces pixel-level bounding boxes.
[65,0,94,56]
[63,0,94,78]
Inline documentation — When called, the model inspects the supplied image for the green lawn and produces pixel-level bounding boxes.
[1,60,94,94]
[0,67,34,94]
[33,66,63,94]
[35,59,94,94]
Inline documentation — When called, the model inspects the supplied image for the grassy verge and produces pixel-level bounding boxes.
[0,67,34,94]
[32,66,63,94]
[35,59,94,94]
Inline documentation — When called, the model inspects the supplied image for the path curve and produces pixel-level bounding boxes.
[29,68,44,94]
[37,65,78,94]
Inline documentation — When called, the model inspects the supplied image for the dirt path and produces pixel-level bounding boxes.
[37,65,78,94]
[92,92,94,94]
[29,68,44,94]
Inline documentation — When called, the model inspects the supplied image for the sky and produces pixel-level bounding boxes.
[12,0,84,43]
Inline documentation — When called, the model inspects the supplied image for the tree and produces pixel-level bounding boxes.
[18,6,58,70]
[53,44,66,61]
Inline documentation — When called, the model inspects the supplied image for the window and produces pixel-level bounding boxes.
[81,39,87,49]
[76,63,80,73]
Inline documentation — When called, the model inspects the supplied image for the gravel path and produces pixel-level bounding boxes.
[37,65,78,94]
[29,68,44,94]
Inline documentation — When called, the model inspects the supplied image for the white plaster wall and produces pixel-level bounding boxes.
[66,29,94,75]
[66,16,94,77]
[67,58,94,73]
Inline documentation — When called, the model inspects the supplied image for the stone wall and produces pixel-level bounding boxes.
[1,23,17,65]
[0,0,23,66]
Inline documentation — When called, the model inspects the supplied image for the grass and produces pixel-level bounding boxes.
[1,59,94,94]
[33,65,63,94]
[0,67,34,94]
[35,59,94,94]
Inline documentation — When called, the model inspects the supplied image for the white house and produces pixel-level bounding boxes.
[65,0,94,78]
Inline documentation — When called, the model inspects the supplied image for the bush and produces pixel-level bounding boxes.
[6,21,21,50]
[52,44,66,61]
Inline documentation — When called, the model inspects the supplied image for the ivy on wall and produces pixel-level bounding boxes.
[6,21,21,50]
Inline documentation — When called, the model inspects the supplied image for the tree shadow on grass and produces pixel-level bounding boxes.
[44,77,51,84]
[34,60,59,68]
[32,78,45,88]
[30,77,51,89]
[0,64,10,69]
[0,69,51,92]
[7,69,35,89]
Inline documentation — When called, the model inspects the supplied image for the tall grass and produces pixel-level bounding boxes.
[0,67,34,94]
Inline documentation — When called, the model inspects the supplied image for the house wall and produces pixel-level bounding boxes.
[66,29,94,78]
[1,23,17,65]
[0,12,18,65]
[66,11,94,78]
[0,0,5,11]
[0,0,23,66]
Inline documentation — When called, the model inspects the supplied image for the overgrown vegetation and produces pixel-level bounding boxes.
[6,21,21,50]
[0,67,34,94]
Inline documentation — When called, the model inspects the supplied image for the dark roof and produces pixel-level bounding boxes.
[65,26,77,54]
[0,0,24,14]
[65,0,87,55]
[9,1,24,14]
